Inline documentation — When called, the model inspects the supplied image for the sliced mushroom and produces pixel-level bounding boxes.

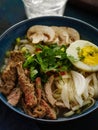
[60,27,80,43]
[27,25,55,44]
[51,26,69,45]
[52,26,80,45]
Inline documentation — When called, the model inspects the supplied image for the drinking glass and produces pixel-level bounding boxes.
[22,0,68,19]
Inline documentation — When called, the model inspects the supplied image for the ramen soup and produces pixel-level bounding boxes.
[0,25,98,120]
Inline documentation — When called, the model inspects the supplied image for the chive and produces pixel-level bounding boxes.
[16,37,20,43]
[5,51,10,57]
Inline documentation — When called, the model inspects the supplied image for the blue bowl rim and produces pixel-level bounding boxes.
[0,15,98,39]
[0,15,98,123]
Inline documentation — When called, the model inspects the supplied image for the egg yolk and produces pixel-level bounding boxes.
[78,45,98,66]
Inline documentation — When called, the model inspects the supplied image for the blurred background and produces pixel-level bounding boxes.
[69,0,98,13]
[0,0,98,35]
[0,0,98,130]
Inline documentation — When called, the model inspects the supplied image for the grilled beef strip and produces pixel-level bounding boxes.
[44,75,56,106]
[30,104,46,118]
[10,50,25,63]
[35,77,42,104]
[41,99,57,119]
[7,87,22,106]
[0,62,17,95]
[0,51,25,95]
[16,62,37,108]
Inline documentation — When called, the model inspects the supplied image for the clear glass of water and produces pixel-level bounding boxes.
[22,0,68,19]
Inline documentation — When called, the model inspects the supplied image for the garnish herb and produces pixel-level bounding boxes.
[23,43,73,81]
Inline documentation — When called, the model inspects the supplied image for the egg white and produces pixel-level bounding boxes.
[66,40,98,72]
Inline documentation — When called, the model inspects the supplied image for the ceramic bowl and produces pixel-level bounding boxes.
[0,16,98,123]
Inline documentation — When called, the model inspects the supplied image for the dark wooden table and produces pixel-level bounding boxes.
[0,0,98,130]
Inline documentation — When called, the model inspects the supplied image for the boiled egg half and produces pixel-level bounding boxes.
[66,40,98,72]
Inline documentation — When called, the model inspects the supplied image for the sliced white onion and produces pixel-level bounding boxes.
[85,74,93,98]
[61,83,70,109]
[67,78,78,106]
[71,70,87,106]
[55,80,64,89]
[71,70,86,96]
[85,73,98,98]
[75,94,83,106]
[92,73,98,98]
[24,44,35,54]
[20,39,28,43]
